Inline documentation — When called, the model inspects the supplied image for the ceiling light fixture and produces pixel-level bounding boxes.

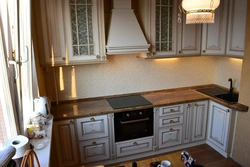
[178,0,220,24]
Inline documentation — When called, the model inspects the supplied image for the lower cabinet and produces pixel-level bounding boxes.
[183,101,208,144]
[79,138,110,164]
[159,125,182,148]
[156,104,184,149]
[207,101,233,156]
[115,137,153,157]
[53,119,79,167]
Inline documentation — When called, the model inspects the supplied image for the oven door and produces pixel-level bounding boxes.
[114,109,153,142]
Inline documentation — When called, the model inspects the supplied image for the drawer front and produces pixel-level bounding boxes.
[79,138,110,164]
[76,115,108,141]
[116,137,153,157]
[159,114,183,127]
[159,104,184,116]
[159,125,182,149]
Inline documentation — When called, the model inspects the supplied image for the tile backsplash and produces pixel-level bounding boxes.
[44,55,242,102]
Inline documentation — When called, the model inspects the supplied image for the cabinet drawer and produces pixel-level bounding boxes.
[159,125,182,149]
[159,104,184,116]
[79,138,110,164]
[159,115,183,127]
[76,115,108,141]
[116,137,153,157]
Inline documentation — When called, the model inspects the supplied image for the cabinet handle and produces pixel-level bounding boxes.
[170,128,174,131]
[202,50,206,53]
[133,142,138,146]
[90,117,95,121]
[152,52,156,55]
[70,120,74,125]
[178,50,182,54]
[62,57,66,61]
[170,109,175,112]
[96,55,100,59]
[187,103,192,107]
[194,103,198,107]
[170,120,174,123]
[92,141,97,145]
[227,109,230,113]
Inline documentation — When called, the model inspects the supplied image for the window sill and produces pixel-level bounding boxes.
[29,116,53,167]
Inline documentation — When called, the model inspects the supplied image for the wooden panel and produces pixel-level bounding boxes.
[79,138,110,164]
[76,114,108,141]
[116,137,153,157]
[53,120,78,167]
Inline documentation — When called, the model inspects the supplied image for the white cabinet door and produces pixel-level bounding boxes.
[116,137,153,157]
[137,0,178,57]
[207,101,231,151]
[177,17,201,56]
[183,101,208,144]
[36,0,106,66]
[76,115,108,141]
[226,0,247,57]
[201,0,228,55]
[53,119,79,167]
[79,138,110,164]
[159,125,182,148]
[191,101,208,142]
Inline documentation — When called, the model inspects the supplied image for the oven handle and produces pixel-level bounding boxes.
[120,117,150,124]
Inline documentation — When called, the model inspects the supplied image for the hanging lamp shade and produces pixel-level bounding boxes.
[182,0,220,24]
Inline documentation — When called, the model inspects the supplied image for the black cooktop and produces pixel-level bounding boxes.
[107,95,152,109]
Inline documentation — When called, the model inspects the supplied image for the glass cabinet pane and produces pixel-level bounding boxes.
[155,0,173,52]
[70,0,95,56]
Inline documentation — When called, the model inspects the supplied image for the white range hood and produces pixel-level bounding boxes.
[106,0,150,55]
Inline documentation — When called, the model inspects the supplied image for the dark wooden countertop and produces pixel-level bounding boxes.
[51,84,248,121]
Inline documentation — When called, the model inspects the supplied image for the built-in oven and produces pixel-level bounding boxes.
[114,108,154,142]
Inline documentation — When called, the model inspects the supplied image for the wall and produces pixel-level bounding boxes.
[214,57,243,91]
[232,1,250,165]
[43,55,242,102]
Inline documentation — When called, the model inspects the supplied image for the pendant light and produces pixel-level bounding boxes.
[178,0,220,24]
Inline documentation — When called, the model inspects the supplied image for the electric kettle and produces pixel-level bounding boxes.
[34,96,51,118]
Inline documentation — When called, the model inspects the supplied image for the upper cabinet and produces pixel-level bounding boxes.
[137,0,178,57]
[33,0,106,66]
[201,0,228,55]
[226,0,247,58]
[177,0,202,56]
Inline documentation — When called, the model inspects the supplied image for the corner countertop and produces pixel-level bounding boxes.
[51,84,248,121]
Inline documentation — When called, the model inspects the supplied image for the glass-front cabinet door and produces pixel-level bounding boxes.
[151,0,177,57]
[34,0,106,66]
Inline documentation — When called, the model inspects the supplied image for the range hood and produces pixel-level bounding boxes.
[106,0,150,55]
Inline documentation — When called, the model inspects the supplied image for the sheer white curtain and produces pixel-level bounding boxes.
[0,0,38,149]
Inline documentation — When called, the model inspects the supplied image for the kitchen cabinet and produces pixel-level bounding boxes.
[177,0,202,56]
[35,0,106,66]
[156,104,184,149]
[207,101,236,157]
[201,0,228,55]
[53,119,79,167]
[226,0,247,58]
[183,101,208,144]
[76,114,110,164]
[76,115,109,141]
[115,137,153,157]
[137,0,178,57]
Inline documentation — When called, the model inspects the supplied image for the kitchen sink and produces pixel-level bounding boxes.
[215,93,239,103]
[197,87,239,103]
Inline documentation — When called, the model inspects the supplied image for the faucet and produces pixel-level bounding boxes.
[228,78,233,94]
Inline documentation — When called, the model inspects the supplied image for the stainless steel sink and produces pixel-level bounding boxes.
[215,93,238,103]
